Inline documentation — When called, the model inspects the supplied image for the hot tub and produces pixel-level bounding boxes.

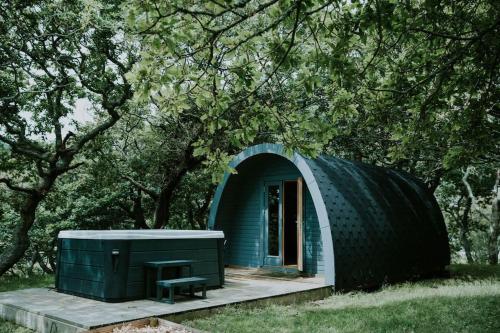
[55,230,224,302]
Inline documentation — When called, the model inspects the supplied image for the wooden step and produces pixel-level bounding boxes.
[156,276,207,287]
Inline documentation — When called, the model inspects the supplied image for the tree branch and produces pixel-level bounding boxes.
[0,177,36,195]
[122,175,159,200]
[462,166,491,221]
[229,1,302,109]
[0,134,50,161]
[71,107,122,152]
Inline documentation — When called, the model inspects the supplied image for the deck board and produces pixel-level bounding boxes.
[0,272,330,333]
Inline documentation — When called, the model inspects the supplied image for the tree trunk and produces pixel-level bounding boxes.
[0,194,41,275]
[187,205,196,229]
[460,196,474,264]
[194,185,216,230]
[153,170,190,229]
[34,250,55,274]
[118,188,149,229]
[154,189,171,229]
[152,148,201,229]
[27,249,37,275]
[46,237,58,273]
[132,189,148,229]
[488,169,500,265]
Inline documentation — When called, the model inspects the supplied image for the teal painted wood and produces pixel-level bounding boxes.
[209,143,450,290]
[129,249,218,266]
[58,263,105,282]
[214,154,325,273]
[56,237,223,302]
[102,240,131,300]
[143,260,194,267]
[208,143,336,285]
[57,276,105,298]
[59,250,104,266]
[156,276,207,287]
[303,184,323,274]
[60,238,104,251]
[126,275,220,299]
[130,239,216,251]
[306,156,450,289]
[217,171,257,266]
[217,239,225,285]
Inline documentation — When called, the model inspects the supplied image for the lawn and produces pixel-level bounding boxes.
[0,274,54,293]
[1,266,499,333]
[184,264,500,333]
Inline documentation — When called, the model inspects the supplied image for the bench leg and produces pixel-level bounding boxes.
[156,267,163,300]
[189,284,194,297]
[202,284,207,299]
[168,285,175,304]
[156,285,162,301]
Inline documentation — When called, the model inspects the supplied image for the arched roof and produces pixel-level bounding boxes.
[208,144,450,289]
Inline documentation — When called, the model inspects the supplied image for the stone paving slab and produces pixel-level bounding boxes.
[0,276,329,333]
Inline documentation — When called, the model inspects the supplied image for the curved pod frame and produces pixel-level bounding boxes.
[208,143,336,286]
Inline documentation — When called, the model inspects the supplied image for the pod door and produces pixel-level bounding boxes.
[263,178,303,269]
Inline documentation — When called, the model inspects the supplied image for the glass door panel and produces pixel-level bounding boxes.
[264,182,282,266]
[267,185,280,256]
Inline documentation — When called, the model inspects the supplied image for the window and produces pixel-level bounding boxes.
[267,185,280,256]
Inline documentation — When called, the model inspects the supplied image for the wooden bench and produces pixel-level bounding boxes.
[144,260,194,299]
[156,276,208,304]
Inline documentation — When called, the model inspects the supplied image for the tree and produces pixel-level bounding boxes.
[304,0,500,192]
[118,113,204,229]
[365,0,499,190]
[125,0,499,262]
[0,0,135,275]
[125,0,343,170]
[114,107,234,229]
[438,173,477,263]
[462,166,500,264]
[491,170,500,264]
[126,0,499,185]
[1,0,497,271]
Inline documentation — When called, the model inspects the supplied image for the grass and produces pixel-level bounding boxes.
[1,265,499,333]
[0,273,54,333]
[0,274,54,293]
[184,264,500,333]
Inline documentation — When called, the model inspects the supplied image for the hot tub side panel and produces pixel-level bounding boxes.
[57,238,133,301]
[126,238,223,299]
[56,238,107,300]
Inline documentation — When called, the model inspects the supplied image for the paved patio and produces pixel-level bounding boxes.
[0,272,331,333]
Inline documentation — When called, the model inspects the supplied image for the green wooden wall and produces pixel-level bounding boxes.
[215,154,324,274]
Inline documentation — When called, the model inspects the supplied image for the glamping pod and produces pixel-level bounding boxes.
[208,143,450,290]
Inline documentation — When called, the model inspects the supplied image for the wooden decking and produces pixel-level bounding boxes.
[0,269,331,333]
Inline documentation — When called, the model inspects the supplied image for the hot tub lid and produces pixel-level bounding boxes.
[58,229,224,240]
